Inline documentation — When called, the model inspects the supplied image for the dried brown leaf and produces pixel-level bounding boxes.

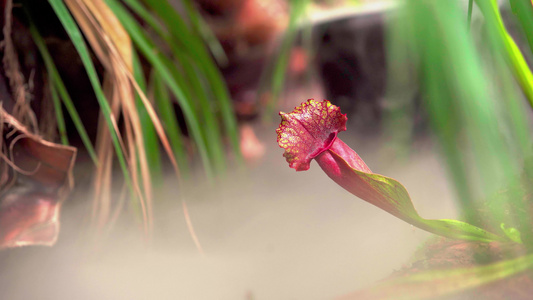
[0,107,76,249]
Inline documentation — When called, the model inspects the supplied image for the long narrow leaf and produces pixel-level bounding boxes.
[341,252,533,300]
[123,0,227,172]
[475,0,533,108]
[132,50,161,179]
[141,0,241,162]
[48,0,134,196]
[168,45,226,173]
[151,71,189,175]
[106,0,214,177]
[509,0,533,54]
[399,1,530,240]
[49,79,68,145]
[182,0,228,66]
[29,22,99,165]
[266,0,308,115]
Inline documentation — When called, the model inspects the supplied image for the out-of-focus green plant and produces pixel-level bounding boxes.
[23,0,242,244]
[384,0,533,239]
[341,250,533,300]
[279,0,533,298]
[264,0,310,116]
[372,0,533,297]
[109,0,241,176]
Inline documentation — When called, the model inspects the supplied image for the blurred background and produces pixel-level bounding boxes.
[1,0,533,299]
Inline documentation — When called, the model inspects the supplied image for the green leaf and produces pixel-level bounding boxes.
[181,0,228,66]
[336,155,505,243]
[346,251,533,300]
[135,0,241,164]
[395,0,532,244]
[475,0,533,109]
[150,70,189,175]
[29,16,99,165]
[329,148,505,242]
[49,74,68,145]
[106,0,214,177]
[132,50,161,179]
[265,0,309,116]
[509,0,533,53]
[48,0,133,191]
[501,223,523,244]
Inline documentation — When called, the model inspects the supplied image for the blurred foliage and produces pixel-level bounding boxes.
[22,0,244,241]
[387,0,533,237]
[381,0,533,296]
[346,249,533,300]
[263,0,310,116]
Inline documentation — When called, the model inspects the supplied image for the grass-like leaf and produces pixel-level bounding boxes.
[140,0,241,163]
[150,70,189,175]
[341,251,533,300]
[474,0,533,108]
[47,0,135,207]
[509,0,533,54]
[49,75,68,145]
[132,50,161,179]
[122,0,227,172]
[29,22,99,165]
[396,0,532,241]
[182,0,228,66]
[123,0,240,170]
[266,0,308,115]
[106,0,215,177]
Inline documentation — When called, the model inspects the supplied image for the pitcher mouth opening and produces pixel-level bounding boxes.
[310,131,337,159]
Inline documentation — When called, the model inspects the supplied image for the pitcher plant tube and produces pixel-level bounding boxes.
[276,99,513,243]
